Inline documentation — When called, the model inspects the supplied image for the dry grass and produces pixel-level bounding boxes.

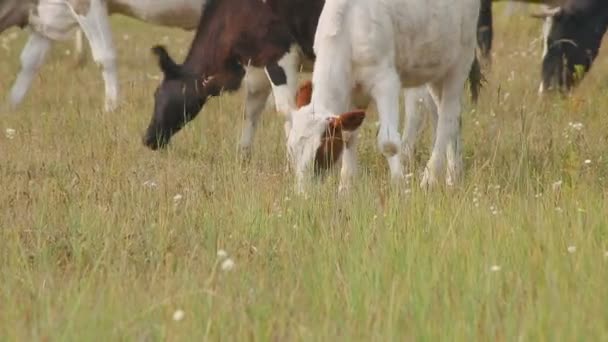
[1,6,608,341]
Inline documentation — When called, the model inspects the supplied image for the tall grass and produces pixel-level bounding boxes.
[1,7,607,340]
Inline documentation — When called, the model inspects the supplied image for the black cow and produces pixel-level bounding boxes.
[477,0,606,92]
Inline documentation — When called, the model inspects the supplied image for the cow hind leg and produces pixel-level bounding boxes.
[421,67,467,190]
[402,86,437,172]
[8,32,52,109]
[74,29,88,68]
[239,67,272,161]
[71,0,118,112]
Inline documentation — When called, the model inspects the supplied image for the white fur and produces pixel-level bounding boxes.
[538,5,556,94]
[7,0,205,112]
[288,0,479,192]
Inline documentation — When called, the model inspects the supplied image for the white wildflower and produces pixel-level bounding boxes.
[172,309,185,321]
[490,265,501,272]
[5,128,16,139]
[221,258,235,271]
[143,180,157,188]
[584,159,592,165]
[568,122,584,131]
[567,246,576,253]
[552,180,562,191]
[217,249,228,259]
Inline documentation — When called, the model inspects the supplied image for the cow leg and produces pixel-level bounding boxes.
[74,29,87,67]
[477,0,493,63]
[338,132,359,194]
[8,32,52,109]
[369,68,403,182]
[402,86,436,171]
[538,13,554,94]
[265,45,300,138]
[421,66,467,189]
[239,67,272,161]
[72,0,118,111]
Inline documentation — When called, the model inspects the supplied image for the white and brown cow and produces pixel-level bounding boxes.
[287,0,480,193]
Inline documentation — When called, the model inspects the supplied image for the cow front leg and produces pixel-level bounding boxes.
[240,67,272,161]
[369,68,403,183]
[265,45,300,138]
[8,32,52,109]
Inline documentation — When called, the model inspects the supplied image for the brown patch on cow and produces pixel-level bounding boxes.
[314,111,365,173]
[296,80,313,108]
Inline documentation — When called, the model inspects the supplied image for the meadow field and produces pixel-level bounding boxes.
[1,4,608,340]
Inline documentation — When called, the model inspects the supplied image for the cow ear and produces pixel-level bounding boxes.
[151,45,181,78]
[296,80,313,108]
[335,110,365,131]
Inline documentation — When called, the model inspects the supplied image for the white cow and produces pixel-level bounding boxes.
[287,0,480,193]
[6,0,204,112]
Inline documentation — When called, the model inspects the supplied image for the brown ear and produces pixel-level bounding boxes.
[333,110,365,131]
[296,80,313,108]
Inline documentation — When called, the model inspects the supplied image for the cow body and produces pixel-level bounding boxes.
[288,0,480,192]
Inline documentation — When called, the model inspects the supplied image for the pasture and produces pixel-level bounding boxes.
[1,4,608,340]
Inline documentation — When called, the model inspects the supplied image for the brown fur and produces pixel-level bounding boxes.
[143,0,325,149]
[294,82,366,174]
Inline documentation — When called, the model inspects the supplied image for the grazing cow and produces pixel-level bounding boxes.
[142,0,323,153]
[1,0,205,112]
[143,0,483,161]
[287,0,480,193]
[476,0,607,92]
[536,0,608,92]
[477,0,564,60]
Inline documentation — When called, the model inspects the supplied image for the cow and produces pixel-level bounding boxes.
[143,0,483,166]
[476,0,607,93]
[141,0,323,156]
[286,0,480,193]
[535,0,608,92]
[477,0,564,61]
[1,0,205,112]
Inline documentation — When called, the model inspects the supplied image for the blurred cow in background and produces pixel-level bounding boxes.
[477,0,607,93]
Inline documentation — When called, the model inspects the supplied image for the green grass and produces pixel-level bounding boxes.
[1,7,608,341]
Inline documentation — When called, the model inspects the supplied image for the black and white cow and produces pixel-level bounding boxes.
[477,0,607,92]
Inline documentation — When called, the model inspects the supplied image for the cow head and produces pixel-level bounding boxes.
[288,81,365,189]
[143,46,211,150]
[536,4,608,92]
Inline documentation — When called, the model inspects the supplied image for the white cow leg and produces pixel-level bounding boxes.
[403,86,436,171]
[8,32,52,108]
[74,29,87,67]
[265,45,300,172]
[75,0,118,112]
[421,76,464,189]
[370,69,403,182]
[239,67,272,161]
[338,132,359,194]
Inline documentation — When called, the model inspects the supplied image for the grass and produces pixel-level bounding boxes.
[1,5,608,341]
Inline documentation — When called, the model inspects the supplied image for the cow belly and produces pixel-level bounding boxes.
[109,0,204,30]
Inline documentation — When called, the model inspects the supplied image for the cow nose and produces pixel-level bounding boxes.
[142,133,161,150]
